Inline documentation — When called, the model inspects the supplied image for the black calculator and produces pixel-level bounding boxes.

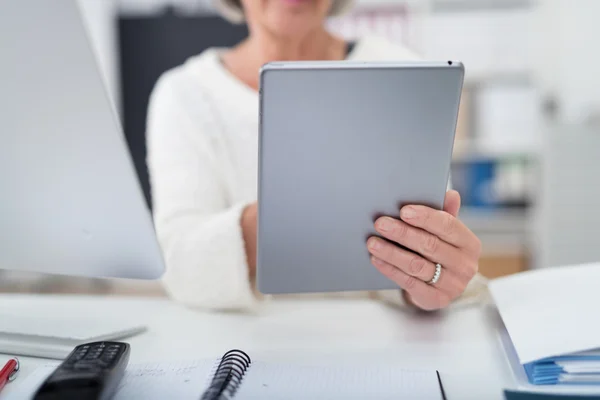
[33,341,130,400]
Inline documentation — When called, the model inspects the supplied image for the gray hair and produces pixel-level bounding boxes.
[213,0,355,24]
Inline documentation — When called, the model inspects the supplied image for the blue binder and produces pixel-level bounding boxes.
[490,263,600,390]
[504,389,600,399]
[524,353,600,385]
[499,321,600,399]
[500,314,600,386]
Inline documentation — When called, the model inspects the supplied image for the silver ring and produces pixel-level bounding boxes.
[428,263,442,285]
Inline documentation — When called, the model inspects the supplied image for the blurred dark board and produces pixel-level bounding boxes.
[118,9,248,209]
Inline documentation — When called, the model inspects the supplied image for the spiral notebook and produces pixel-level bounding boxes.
[13,349,446,399]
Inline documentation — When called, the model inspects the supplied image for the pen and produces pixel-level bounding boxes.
[436,370,447,400]
[0,358,19,393]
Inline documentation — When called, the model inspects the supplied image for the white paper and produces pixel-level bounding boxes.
[557,361,600,374]
[11,360,442,400]
[236,361,442,400]
[489,262,600,364]
[10,360,214,400]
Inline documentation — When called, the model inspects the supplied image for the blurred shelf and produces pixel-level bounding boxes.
[430,0,533,12]
[452,140,539,161]
[478,251,527,278]
[0,270,166,297]
[460,207,533,255]
[353,0,533,12]
[463,71,534,86]
[118,1,214,16]
[460,207,530,232]
[452,150,538,162]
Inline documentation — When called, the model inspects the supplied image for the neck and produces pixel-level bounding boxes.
[244,27,343,65]
[222,27,346,92]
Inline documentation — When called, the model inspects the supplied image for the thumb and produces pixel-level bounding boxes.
[444,190,461,218]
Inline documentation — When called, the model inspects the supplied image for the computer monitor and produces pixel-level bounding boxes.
[0,0,165,279]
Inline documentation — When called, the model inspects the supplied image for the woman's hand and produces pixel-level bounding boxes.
[367,190,481,311]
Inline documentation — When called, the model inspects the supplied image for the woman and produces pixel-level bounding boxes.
[146,0,487,312]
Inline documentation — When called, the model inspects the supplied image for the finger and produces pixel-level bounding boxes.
[424,262,465,298]
[374,217,472,274]
[367,237,436,282]
[398,205,479,252]
[370,256,451,311]
[367,237,466,296]
[444,190,461,218]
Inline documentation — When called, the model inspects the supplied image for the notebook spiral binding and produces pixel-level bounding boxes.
[201,349,252,400]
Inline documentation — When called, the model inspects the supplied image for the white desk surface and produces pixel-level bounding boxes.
[0,294,514,400]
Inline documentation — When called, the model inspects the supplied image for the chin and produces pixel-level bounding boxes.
[261,0,329,39]
[266,15,323,39]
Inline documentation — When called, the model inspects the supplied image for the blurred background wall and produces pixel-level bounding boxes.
[2,0,599,295]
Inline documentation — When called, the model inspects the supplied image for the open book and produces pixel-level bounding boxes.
[14,349,446,399]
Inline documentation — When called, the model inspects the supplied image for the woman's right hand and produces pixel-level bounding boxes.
[241,202,258,278]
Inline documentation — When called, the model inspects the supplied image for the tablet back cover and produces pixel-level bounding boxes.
[257,62,463,294]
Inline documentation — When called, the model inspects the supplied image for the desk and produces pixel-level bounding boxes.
[0,294,513,399]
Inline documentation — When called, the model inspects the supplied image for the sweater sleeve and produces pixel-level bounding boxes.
[146,74,258,311]
[374,273,489,310]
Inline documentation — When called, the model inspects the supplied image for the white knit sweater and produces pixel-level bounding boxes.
[146,35,488,311]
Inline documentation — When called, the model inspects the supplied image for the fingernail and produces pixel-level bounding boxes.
[376,217,393,232]
[401,206,417,219]
[368,237,381,251]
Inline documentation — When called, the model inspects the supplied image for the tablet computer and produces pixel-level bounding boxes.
[257,61,464,294]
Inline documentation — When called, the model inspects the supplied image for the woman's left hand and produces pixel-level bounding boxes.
[367,190,481,311]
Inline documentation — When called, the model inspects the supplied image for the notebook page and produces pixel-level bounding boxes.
[12,360,442,399]
[10,360,215,400]
[235,361,443,400]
